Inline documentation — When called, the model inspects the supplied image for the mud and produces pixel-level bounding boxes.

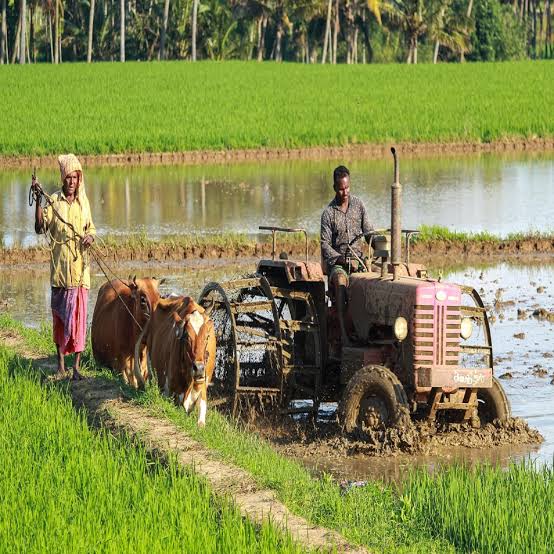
[252,412,542,464]
[1,138,554,169]
[0,328,39,360]
[2,237,554,267]
[533,308,554,322]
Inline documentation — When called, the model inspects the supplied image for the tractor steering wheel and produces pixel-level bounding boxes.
[338,234,371,273]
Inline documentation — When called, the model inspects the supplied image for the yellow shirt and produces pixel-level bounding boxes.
[43,190,96,289]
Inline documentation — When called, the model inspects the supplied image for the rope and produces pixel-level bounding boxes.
[30,179,145,331]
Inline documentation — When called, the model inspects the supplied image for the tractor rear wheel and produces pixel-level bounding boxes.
[477,376,511,424]
[338,365,410,433]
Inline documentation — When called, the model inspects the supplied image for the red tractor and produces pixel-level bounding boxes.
[199,149,511,433]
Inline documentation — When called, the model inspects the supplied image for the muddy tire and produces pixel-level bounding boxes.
[338,365,409,433]
[477,376,511,424]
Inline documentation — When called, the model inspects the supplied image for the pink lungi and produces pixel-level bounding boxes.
[51,287,88,355]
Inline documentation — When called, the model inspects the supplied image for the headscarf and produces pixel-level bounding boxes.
[58,154,87,199]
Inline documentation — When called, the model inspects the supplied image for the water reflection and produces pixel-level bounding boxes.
[1,152,553,247]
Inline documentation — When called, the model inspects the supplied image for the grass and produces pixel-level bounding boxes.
[2,315,553,553]
[1,60,553,156]
[0,343,304,553]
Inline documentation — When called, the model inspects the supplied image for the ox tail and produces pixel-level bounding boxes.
[133,319,151,390]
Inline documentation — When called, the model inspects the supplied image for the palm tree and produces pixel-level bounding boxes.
[460,0,472,61]
[344,0,382,63]
[120,0,125,61]
[332,0,338,63]
[191,0,199,60]
[202,0,238,60]
[322,0,332,62]
[54,0,59,63]
[159,0,170,59]
[232,0,269,60]
[429,0,471,63]
[1,0,8,63]
[384,0,438,63]
[19,0,27,63]
[87,0,95,62]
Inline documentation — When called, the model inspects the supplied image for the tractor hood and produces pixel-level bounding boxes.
[348,272,461,342]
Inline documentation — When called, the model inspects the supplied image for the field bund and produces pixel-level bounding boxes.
[2,228,554,266]
[1,61,553,160]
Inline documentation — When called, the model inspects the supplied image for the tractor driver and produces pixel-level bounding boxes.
[321,165,373,348]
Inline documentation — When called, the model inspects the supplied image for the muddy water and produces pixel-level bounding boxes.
[1,152,553,247]
[1,259,553,479]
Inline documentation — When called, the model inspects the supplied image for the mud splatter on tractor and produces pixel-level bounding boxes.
[199,148,510,434]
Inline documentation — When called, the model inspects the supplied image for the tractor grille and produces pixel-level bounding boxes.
[414,304,460,368]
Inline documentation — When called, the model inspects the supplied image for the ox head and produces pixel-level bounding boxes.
[174,299,216,383]
[129,275,165,327]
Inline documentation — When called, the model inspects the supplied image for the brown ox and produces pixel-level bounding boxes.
[91,277,163,388]
[146,296,216,426]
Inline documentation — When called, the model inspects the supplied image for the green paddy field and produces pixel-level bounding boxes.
[1,60,553,156]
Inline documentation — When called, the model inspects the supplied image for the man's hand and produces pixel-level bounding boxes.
[31,176,42,200]
[82,235,95,249]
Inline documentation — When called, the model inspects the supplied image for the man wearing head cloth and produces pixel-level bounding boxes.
[33,154,96,379]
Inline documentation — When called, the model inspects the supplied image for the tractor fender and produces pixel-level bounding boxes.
[477,376,511,424]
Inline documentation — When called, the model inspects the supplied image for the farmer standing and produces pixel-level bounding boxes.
[321,165,373,348]
[32,154,96,379]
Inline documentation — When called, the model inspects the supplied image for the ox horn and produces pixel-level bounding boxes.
[174,318,186,339]
[204,297,216,317]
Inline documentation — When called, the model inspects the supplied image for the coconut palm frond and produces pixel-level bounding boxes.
[367,0,382,25]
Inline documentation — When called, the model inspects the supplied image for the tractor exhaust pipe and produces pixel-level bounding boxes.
[391,147,401,280]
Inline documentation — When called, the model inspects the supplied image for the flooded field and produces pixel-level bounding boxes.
[1,152,553,247]
[1,257,553,480]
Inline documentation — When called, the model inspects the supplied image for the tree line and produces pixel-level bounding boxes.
[1,0,552,65]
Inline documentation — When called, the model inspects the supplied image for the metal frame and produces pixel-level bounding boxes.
[259,226,309,263]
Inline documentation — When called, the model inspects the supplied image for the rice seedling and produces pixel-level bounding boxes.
[415,225,501,243]
[0,345,305,553]
[401,462,554,554]
[1,61,552,156]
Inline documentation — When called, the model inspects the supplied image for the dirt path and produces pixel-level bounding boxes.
[70,379,367,553]
[1,138,553,168]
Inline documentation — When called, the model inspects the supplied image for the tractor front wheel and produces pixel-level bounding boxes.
[477,376,511,424]
[338,365,410,434]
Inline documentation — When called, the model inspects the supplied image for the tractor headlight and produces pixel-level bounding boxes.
[394,317,408,341]
[460,317,473,340]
